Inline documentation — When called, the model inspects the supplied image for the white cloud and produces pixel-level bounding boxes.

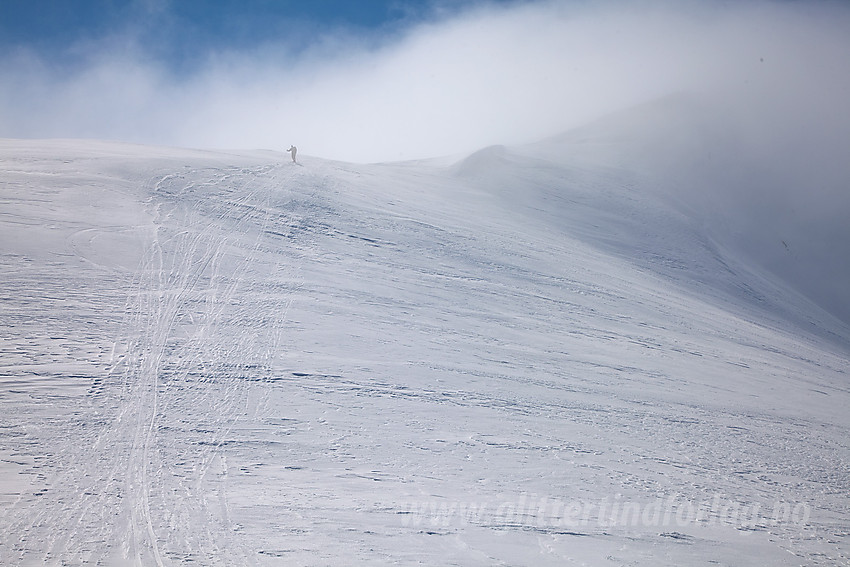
[0,0,848,163]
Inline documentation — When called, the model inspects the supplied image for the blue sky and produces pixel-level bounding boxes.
[0,1,513,72]
[0,0,849,162]
[0,1,410,45]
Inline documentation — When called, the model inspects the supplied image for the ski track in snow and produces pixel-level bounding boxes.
[0,139,848,566]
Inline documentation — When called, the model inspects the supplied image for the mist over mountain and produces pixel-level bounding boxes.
[2,0,849,163]
[450,97,849,339]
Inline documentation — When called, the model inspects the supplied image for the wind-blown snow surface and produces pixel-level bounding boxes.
[1,134,848,566]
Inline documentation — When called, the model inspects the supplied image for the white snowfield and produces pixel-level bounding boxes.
[1,108,849,565]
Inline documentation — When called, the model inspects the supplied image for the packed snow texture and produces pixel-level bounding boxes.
[1,103,849,565]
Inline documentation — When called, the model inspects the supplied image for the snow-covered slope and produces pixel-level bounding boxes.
[1,127,848,566]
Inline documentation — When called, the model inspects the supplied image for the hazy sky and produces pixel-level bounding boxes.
[1,0,849,162]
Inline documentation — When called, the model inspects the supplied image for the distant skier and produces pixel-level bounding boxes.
[287,145,297,163]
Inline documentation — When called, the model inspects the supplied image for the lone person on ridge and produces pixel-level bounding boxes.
[287,145,297,163]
